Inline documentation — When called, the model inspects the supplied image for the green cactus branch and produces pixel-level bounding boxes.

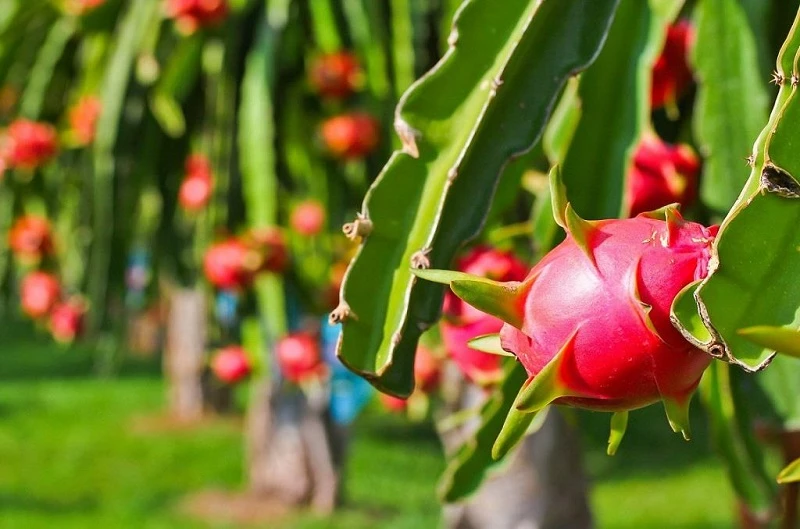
[671,7,800,372]
[336,0,620,397]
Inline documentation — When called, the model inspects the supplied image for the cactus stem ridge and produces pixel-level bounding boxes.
[329,302,354,325]
[342,212,373,240]
[411,247,432,269]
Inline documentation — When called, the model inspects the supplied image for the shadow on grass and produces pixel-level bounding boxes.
[0,491,97,515]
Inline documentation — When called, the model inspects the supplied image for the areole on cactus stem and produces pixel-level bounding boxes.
[415,168,719,456]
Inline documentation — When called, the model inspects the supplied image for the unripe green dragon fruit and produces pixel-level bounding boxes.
[416,170,718,454]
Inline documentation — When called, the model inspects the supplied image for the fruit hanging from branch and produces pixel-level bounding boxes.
[211,345,252,385]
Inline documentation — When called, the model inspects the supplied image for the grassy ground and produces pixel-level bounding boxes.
[0,322,737,528]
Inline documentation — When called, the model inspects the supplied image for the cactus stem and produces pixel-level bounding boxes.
[607,411,629,456]
[514,329,579,413]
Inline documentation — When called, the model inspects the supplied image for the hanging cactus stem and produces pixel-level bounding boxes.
[607,410,629,456]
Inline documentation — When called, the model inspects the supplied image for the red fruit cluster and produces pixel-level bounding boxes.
[497,209,716,423]
[69,96,102,146]
[276,333,326,384]
[626,134,699,217]
[166,0,229,34]
[203,228,288,290]
[2,120,58,170]
[9,215,54,262]
[321,113,380,160]
[290,200,326,236]
[178,153,213,212]
[309,52,363,99]
[211,345,251,384]
[651,21,694,111]
[441,246,527,384]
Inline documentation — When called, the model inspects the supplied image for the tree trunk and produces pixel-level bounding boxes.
[441,374,594,529]
[246,379,343,513]
[164,287,207,422]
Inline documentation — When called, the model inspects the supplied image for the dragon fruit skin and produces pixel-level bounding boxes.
[441,246,527,384]
[499,210,717,417]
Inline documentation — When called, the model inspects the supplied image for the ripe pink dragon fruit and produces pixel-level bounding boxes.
[652,20,694,111]
[290,200,326,236]
[69,96,102,146]
[309,52,363,99]
[276,333,326,384]
[203,238,257,290]
[320,113,380,159]
[626,134,699,217]
[20,271,61,319]
[166,0,229,34]
[211,345,251,384]
[49,298,86,343]
[178,154,213,212]
[441,246,527,385]
[420,189,717,448]
[3,119,58,169]
[9,215,54,261]
[244,227,289,274]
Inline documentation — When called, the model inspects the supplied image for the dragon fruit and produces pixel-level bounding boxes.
[211,345,251,384]
[9,215,54,261]
[178,154,213,212]
[49,299,86,343]
[626,134,699,217]
[20,271,61,319]
[68,96,102,146]
[320,113,380,160]
[441,246,527,385]
[203,238,257,290]
[290,200,326,236]
[166,0,229,34]
[417,174,718,450]
[276,333,326,384]
[309,52,363,99]
[651,20,694,112]
[3,119,58,169]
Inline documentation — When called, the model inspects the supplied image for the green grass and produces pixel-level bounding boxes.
[0,321,737,528]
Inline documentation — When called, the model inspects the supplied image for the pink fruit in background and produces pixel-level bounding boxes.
[66,0,105,15]
[626,134,699,217]
[69,96,102,145]
[203,238,255,290]
[9,216,54,261]
[166,0,229,34]
[652,20,694,111]
[211,345,251,384]
[49,299,86,343]
[380,393,409,413]
[178,154,213,212]
[3,119,58,169]
[414,345,441,394]
[441,246,527,385]
[309,52,363,99]
[20,271,60,319]
[321,113,380,159]
[246,226,288,273]
[276,333,325,384]
[290,200,326,236]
